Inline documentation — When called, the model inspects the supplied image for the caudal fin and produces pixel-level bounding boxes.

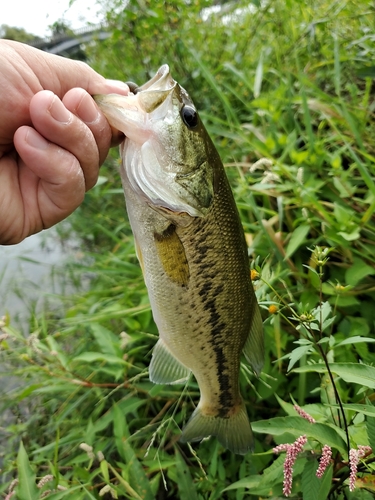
[179,402,254,455]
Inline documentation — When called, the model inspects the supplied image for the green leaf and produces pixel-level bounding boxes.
[106,463,143,500]
[45,336,68,368]
[100,460,110,483]
[345,258,375,286]
[175,449,199,500]
[293,362,375,389]
[366,416,375,451]
[312,301,331,324]
[224,455,305,495]
[224,474,265,492]
[338,229,360,241]
[253,50,264,98]
[260,454,306,489]
[331,295,360,307]
[41,484,89,499]
[224,455,285,493]
[93,398,144,433]
[113,405,154,500]
[16,441,39,500]
[71,352,126,365]
[301,460,333,500]
[208,440,220,477]
[357,66,375,78]
[338,404,375,418]
[321,317,336,332]
[89,323,121,357]
[252,417,346,453]
[333,203,354,225]
[81,488,98,500]
[287,345,314,372]
[95,175,108,186]
[285,224,310,259]
[335,336,375,348]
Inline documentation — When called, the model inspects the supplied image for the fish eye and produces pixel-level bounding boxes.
[181,105,198,129]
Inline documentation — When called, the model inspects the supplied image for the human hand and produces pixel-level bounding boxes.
[0,40,128,245]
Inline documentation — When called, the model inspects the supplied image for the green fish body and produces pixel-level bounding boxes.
[94,65,264,454]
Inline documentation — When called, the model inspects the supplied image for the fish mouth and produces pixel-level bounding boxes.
[136,64,175,93]
[93,64,177,136]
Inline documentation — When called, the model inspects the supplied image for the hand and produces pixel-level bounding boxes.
[0,40,128,245]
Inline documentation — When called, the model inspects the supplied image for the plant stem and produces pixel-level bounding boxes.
[316,341,350,454]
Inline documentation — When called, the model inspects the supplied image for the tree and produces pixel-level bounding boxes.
[0,24,41,43]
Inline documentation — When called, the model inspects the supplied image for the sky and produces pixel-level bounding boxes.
[1,0,103,38]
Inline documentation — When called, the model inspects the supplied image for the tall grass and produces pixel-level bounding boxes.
[1,0,375,498]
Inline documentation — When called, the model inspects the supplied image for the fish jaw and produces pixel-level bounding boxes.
[93,89,175,146]
[93,64,177,146]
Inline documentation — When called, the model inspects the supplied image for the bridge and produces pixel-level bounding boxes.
[29,23,110,56]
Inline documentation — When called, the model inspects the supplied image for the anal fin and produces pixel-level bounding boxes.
[149,338,191,384]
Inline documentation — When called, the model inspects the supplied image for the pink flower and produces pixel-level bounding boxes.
[274,435,307,497]
[273,443,289,453]
[316,445,332,478]
[349,448,359,492]
[294,405,316,424]
[358,445,372,457]
[348,446,373,492]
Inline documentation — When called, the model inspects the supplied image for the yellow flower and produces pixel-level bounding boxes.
[250,269,259,280]
[269,304,278,314]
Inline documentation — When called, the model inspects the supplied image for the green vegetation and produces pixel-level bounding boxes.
[0,25,41,44]
[1,0,375,498]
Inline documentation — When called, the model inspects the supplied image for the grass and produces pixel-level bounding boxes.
[1,0,375,498]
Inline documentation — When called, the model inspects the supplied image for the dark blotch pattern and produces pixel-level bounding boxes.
[154,223,176,241]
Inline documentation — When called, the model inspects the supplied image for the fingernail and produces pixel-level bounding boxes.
[25,128,49,150]
[49,95,71,123]
[77,93,99,124]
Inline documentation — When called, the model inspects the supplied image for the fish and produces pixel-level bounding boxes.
[94,65,264,455]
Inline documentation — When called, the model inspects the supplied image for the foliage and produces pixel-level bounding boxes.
[1,0,375,499]
[0,25,42,43]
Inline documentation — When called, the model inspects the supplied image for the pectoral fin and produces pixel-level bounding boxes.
[154,224,189,286]
[243,303,264,376]
[149,338,191,384]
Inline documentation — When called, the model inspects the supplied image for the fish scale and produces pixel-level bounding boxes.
[179,176,250,417]
[94,64,264,454]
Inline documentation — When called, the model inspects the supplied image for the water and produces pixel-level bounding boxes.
[0,228,76,332]
[0,227,81,468]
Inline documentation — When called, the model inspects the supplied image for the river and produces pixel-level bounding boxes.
[0,227,81,464]
[0,227,77,332]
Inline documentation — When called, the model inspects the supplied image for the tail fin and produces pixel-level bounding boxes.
[179,401,254,455]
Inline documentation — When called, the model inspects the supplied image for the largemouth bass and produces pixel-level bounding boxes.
[94,65,264,454]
